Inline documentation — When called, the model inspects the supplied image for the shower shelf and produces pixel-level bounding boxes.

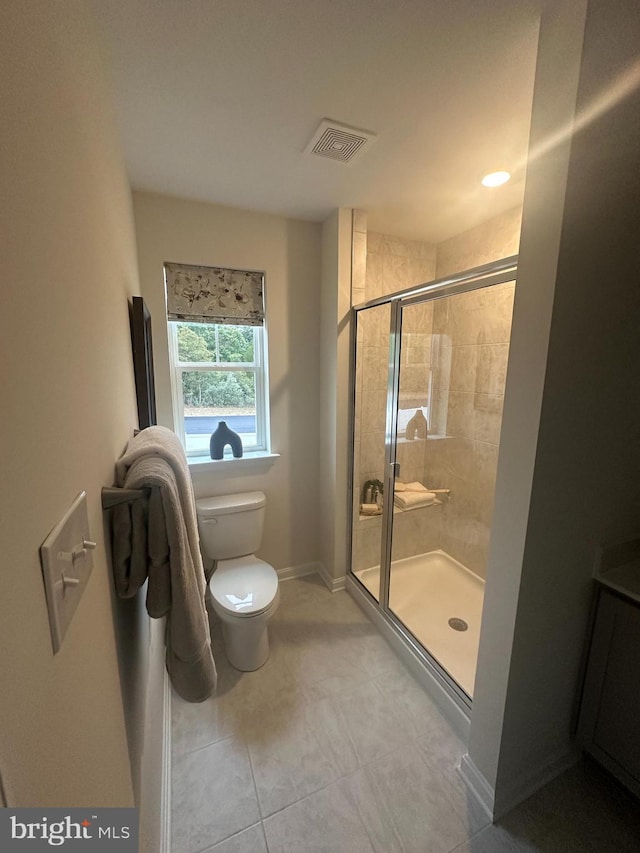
[359,500,442,522]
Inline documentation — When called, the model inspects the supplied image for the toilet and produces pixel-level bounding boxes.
[195,490,279,671]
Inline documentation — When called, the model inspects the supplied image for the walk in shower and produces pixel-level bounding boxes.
[349,258,516,705]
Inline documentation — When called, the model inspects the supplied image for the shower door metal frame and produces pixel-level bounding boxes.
[348,255,518,713]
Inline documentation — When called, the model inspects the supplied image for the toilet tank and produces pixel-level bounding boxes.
[196,491,266,560]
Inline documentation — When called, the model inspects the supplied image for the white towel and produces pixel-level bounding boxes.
[394,490,437,510]
[395,481,430,493]
[112,426,216,702]
[360,503,382,516]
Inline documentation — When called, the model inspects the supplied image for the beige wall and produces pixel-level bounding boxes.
[0,1,137,806]
[132,192,322,573]
[475,0,640,814]
[468,0,591,815]
[319,210,353,581]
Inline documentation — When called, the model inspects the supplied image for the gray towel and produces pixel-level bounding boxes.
[111,426,216,702]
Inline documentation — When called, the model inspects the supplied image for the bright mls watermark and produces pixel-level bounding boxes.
[0,809,138,850]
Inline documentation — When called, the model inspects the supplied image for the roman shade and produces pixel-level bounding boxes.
[164,262,265,326]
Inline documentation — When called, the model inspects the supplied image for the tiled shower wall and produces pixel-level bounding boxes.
[435,207,521,279]
[352,209,520,580]
[364,232,436,302]
[360,233,437,485]
[427,283,515,577]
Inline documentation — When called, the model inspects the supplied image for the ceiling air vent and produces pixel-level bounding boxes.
[305,119,376,164]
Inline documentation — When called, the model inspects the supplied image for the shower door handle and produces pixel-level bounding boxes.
[387,461,400,498]
[380,460,401,607]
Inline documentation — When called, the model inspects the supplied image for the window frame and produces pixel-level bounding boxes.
[167,320,269,457]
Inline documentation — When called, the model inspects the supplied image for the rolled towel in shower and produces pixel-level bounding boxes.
[361,503,382,516]
[394,490,436,509]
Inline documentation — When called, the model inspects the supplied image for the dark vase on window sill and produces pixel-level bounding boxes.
[210,421,243,459]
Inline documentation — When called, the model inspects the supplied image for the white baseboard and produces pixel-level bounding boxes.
[277,562,320,582]
[159,669,172,853]
[276,561,346,593]
[139,621,172,853]
[458,754,495,820]
[458,745,581,821]
[317,562,346,592]
[492,746,580,819]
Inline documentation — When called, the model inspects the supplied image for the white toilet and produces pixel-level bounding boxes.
[195,490,279,671]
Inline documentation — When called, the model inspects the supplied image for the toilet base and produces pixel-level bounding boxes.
[221,619,270,671]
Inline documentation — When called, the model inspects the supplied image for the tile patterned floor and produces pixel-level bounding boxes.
[171,575,640,853]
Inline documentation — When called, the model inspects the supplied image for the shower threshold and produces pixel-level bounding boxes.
[354,549,485,697]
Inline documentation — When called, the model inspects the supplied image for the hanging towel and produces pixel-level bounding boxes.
[111,426,216,702]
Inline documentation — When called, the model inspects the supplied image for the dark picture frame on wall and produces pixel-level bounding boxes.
[129,296,157,430]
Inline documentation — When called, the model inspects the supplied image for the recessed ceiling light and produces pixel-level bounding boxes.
[482,170,511,187]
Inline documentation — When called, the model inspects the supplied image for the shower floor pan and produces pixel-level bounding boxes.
[355,549,485,698]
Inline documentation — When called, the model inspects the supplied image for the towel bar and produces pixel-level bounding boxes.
[101,486,148,510]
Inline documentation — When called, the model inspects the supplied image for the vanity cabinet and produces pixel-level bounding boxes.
[578,572,640,798]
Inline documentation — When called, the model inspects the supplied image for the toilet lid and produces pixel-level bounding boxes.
[196,491,266,519]
[210,555,278,617]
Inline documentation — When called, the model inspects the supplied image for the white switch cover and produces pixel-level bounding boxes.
[40,491,95,653]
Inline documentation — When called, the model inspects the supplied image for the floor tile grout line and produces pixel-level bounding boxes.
[259,818,270,852]
[353,760,407,853]
[243,731,266,827]
[172,731,238,760]
[172,577,637,852]
[255,720,460,825]
[411,734,479,826]
[446,822,506,853]
[193,821,265,853]
[172,732,235,760]
[171,722,262,851]
[173,577,474,850]
[172,725,471,852]
[316,676,376,770]
[216,674,463,826]
[258,775,343,822]
[258,771,382,853]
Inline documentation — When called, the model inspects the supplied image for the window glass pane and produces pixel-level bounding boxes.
[216,324,254,363]
[181,369,257,454]
[176,322,254,364]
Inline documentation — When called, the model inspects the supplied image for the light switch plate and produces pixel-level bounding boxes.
[40,491,95,653]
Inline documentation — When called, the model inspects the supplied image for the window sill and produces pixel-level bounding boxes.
[188,451,280,475]
[396,434,448,444]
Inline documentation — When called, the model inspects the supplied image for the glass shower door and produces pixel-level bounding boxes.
[350,302,391,602]
[387,282,515,698]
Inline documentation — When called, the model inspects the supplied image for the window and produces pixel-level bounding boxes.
[168,321,268,456]
[164,262,269,458]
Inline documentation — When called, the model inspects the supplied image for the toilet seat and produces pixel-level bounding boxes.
[210,555,278,618]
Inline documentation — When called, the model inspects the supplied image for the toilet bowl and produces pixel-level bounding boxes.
[196,491,279,671]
